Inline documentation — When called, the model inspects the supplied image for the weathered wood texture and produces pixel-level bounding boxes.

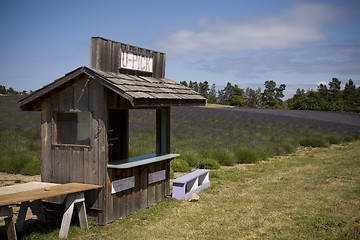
[41,77,107,224]
[90,37,165,78]
[39,77,173,225]
[19,66,206,111]
[0,183,101,207]
[106,159,171,222]
[104,87,172,224]
[87,67,205,107]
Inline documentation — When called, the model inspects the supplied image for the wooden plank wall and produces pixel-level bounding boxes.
[41,77,107,225]
[106,160,171,223]
[90,37,166,78]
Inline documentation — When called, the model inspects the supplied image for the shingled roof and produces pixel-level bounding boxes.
[19,66,206,110]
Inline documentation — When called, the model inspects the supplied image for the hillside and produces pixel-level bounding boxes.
[1,95,360,174]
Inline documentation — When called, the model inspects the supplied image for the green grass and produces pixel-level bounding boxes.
[0,127,41,175]
[17,141,360,240]
[170,158,191,172]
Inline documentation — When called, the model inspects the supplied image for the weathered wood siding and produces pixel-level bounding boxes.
[104,88,171,224]
[41,76,107,224]
[90,37,166,78]
[106,160,171,223]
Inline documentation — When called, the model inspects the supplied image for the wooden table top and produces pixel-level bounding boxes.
[0,182,102,207]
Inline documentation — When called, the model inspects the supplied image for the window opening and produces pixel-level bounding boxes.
[128,109,156,158]
[55,112,90,146]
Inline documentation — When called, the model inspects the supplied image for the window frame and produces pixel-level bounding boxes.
[52,110,92,148]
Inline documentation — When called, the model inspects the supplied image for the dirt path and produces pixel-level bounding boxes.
[0,172,40,187]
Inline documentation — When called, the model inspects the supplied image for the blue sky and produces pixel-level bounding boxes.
[1,0,359,99]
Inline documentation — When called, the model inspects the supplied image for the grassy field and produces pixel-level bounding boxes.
[11,141,360,240]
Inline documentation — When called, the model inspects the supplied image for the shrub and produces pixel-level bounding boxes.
[196,158,220,169]
[27,141,41,152]
[20,157,41,175]
[299,137,328,148]
[273,144,285,156]
[170,167,174,179]
[0,144,41,175]
[171,159,191,172]
[281,142,295,154]
[325,135,341,144]
[256,144,276,160]
[0,151,31,174]
[206,149,235,166]
[343,135,353,142]
[23,129,40,140]
[234,147,258,164]
[178,150,200,167]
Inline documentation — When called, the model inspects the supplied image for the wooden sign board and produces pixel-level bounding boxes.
[111,176,135,194]
[148,170,166,184]
[120,51,153,73]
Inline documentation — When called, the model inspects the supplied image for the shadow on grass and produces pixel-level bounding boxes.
[0,218,62,239]
[0,206,86,239]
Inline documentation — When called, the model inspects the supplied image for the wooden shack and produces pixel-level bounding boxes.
[19,37,206,225]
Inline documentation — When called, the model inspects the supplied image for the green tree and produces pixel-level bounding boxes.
[179,81,188,87]
[230,84,244,107]
[287,78,359,113]
[244,88,262,108]
[329,78,341,91]
[0,85,6,94]
[188,81,199,92]
[328,78,343,111]
[217,89,226,104]
[223,82,234,103]
[208,84,217,104]
[230,95,245,107]
[294,88,305,98]
[7,87,16,95]
[262,80,286,109]
[344,79,359,112]
[198,81,210,98]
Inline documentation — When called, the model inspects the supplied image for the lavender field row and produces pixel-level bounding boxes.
[129,106,360,170]
[1,95,360,175]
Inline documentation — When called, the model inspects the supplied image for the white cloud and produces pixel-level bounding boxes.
[316,81,328,86]
[158,2,342,56]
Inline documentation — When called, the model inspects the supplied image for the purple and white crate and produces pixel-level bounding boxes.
[172,169,210,200]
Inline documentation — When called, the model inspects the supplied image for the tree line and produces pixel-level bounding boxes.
[180,80,286,109]
[2,77,359,113]
[0,85,28,95]
[286,78,360,113]
[181,78,360,113]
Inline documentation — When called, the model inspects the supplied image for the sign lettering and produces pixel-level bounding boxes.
[120,51,153,73]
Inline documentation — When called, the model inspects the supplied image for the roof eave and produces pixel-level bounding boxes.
[19,67,88,111]
[18,66,137,111]
[133,98,206,108]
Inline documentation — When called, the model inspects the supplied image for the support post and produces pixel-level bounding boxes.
[16,200,46,232]
[59,192,88,239]
[1,206,17,240]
